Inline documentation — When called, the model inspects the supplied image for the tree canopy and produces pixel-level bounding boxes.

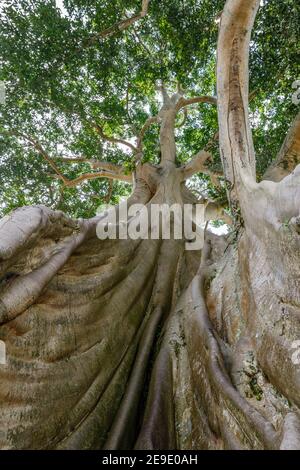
[0,0,299,218]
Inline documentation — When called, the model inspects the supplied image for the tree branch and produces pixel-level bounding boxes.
[128,25,153,57]
[136,115,159,153]
[177,89,255,114]
[181,150,223,183]
[68,108,138,154]
[85,0,150,45]
[204,201,233,225]
[3,130,133,186]
[61,170,132,187]
[176,108,188,128]
[93,122,138,153]
[263,112,300,182]
[103,180,114,203]
[176,95,217,111]
[217,0,259,197]
[56,156,129,175]
[91,161,132,182]
[4,130,68,184]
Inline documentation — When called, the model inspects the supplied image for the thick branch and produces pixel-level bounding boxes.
[217,0,259,193]
[85,0,150,45]
[176,95,217,111]
[56,157,129,175]
[263,112,300,182]
[204,201,233,225]
[181,150,223,183]
[61,170,132,187]
[181,150,212,179]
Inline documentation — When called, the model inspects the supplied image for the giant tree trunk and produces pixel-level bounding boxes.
[0,0,300,450]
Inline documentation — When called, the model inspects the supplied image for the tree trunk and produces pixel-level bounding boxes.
[0,0,300,450]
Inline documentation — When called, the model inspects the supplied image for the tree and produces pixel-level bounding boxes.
[0,0,299,450]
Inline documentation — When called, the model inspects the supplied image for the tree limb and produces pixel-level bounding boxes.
[91,161,132,182]
[136,115,159,153]
[85,0,150,45]
[93,123,138,153]
[3,130,133,186]
[104,179,114,203]
[68,108,138,153]
[4,130,68,184]
[176,95,217,111]
[263,112,300,182]
[61,170,132,187]
[176,108,188,128]
[217,0,259,195]
[56,156,128,175]
[181,150,223,183]
[128,25,153,57]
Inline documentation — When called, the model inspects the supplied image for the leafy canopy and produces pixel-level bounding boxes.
[0,0,299,218]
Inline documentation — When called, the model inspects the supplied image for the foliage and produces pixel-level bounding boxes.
[0,0,299,218]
